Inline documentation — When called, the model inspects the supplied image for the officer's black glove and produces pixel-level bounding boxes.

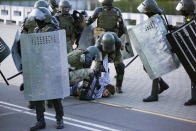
[20,83,24,91]
[167,25,176,31]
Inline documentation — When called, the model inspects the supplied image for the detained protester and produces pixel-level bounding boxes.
[87,0,125,38]
[70,55,115,100]
[23,7,64,130]
[175,0,196,106]
[18,0,58,109]
[55,0,76,53]
[67,45,109,100]
[137,0,172,102]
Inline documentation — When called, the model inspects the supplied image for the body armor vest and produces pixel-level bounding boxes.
[97,7,119,30]
[56,14,75,40]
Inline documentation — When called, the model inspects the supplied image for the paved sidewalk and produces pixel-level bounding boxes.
[0,23,195,122]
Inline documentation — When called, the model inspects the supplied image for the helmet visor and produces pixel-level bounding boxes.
[48,5,53,13]
[176,2,183,11]
[28,8,45,21]
[137,3,145,13]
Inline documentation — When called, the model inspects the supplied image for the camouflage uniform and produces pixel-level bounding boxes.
[29,7,64,130]
[55,13,75,53]
[67,49,94,86]
[55,0,75,53]
[95,32,125,93]
[87,0,125,37]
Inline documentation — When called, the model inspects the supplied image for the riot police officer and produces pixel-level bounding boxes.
[137,0,170,102]
[20,0,57,109]
[55,0,76,53]
[21,0,53,34]
[28,7,64,130]
[94,32,125,93]
[87,0,125,37]
[48,0,59,15]
[176,0,196,106]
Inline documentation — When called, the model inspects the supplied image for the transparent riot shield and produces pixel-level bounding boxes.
[78,25,95,50]
[128,15,180,79]
[20,30,70,101]
[120,26,134,59]
[11,30,22,72]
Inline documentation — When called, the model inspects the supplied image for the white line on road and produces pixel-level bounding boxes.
[0,104,101,131]
[0,101,120,131]
[0,112,17,117]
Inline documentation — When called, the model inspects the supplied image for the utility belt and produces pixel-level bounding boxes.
[93,27,118,38]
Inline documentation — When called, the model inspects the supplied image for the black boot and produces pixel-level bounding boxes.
[116,76,123,93]
[143,78,159,102]
[184,83,196,106]
[184,98,196,106]
[115,63,125,94]
[47,100,53,108]
[143,95,158,102]
[158,78,169,94]
[30,118,46,131]
[20,83,24,91]
[28,101,36,109]
[116,86,123,93]
[56,119,64,129]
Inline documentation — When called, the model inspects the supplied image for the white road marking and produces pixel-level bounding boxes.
[0,101,120,131]
[0,112,17,117]
[0,104,101,131]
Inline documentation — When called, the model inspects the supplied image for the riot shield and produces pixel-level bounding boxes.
[166,18,196,84]
[120,26,134,59]
[128,15,180,79]
[78,25,95,50]
[20,30,70,101]
[11,30,22,72]
[0,37,10,63]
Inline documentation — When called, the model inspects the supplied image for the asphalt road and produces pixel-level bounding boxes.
[0,83,195,131]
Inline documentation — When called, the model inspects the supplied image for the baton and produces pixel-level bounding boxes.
[125,55,139,68]
[0,70,9,85]
[7,71,23,80]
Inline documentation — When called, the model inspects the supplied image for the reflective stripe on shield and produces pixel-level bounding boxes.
[11,30,22,72]
[0,37,10,63]
[128,15,180,79]
[166,18,196,84]
[20,30,70,101]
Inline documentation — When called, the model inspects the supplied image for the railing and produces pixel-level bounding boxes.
[0,5,184,26]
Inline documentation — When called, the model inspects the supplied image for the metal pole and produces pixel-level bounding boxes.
[125,55,139,68]
[7,71,23,81]
[0,70,9,85]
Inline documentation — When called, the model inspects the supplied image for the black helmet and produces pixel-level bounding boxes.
[102,0,113,6]
[176,0,195,12]
[87,46,102,61]
[137,0,162,14]
[101,33,115,53]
